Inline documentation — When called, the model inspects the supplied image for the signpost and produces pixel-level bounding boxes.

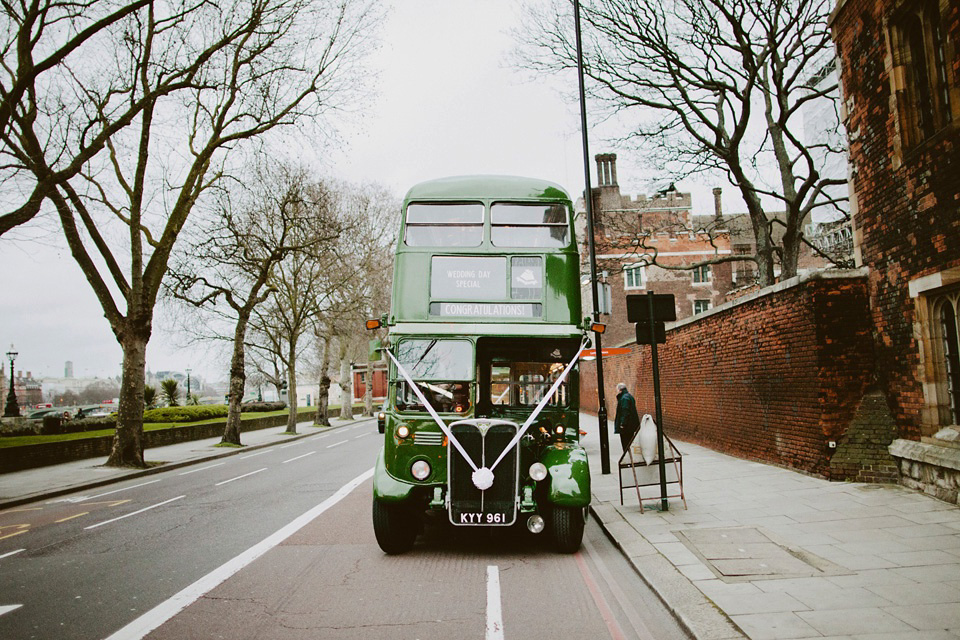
[627,292,675,511]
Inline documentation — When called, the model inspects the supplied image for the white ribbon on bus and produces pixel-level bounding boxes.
[384,339,587,491]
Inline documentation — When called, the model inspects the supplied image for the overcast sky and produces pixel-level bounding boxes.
[0,0,724,384]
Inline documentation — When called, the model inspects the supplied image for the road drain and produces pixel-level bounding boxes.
[674,527,848,582]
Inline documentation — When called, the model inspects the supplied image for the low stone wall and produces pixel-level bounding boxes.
[582,270,899,481]
[0,410,318,474]
[889,439,960,505]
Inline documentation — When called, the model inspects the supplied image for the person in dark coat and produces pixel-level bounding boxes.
[614,382,641,453]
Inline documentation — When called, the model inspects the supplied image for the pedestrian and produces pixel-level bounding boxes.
[614,382,640,453]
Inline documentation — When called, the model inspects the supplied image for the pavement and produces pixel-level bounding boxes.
[580,412,960,640]
[2,413,959,640]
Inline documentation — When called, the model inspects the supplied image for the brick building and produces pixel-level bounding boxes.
[578,154,736,346]
[830,0,960,500]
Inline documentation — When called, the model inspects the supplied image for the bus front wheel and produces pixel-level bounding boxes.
[372,498,418,555]
[550,505,585,553]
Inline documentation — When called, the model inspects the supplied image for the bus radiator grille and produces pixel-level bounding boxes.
[413,431,444,446]
[448,422,518,526]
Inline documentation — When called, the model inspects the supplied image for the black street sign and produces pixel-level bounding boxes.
[635,320,666,345]
[626,293,676,323]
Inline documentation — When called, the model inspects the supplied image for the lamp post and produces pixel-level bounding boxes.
[574,0,611,474]
[4,345,20,418]
[185,368,192,400]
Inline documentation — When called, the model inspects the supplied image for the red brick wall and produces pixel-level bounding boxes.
[830,0,960,440]
[581,272,877,478]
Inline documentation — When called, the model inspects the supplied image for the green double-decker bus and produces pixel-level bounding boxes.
[368,175,593,554]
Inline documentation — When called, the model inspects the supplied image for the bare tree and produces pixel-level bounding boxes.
[166,164,341,445]
[518,0,847,284]
[2,0,380,466]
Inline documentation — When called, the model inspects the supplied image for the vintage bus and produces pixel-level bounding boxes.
[367,175,596,554]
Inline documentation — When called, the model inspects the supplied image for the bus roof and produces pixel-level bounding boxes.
[403,175,571,203]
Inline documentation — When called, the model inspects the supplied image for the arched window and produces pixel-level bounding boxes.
[932,292,960,425]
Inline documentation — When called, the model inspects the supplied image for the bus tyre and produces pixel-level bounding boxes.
[372,498,418,555]
[550,505,585,553]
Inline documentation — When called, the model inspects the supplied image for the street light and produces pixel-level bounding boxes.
[185,368,192,400]
[574,0,611,474]
[4,344,20,418]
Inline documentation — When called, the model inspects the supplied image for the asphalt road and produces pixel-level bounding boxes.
[0,420,688,640]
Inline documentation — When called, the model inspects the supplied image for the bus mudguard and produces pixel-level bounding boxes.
[373,447,415,503]
[541,444,591,507]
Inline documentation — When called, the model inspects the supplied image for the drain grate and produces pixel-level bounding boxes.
[675,527,847,582]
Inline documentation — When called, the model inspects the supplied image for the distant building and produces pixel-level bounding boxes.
[64,361,73,378]
[577,154,740,346]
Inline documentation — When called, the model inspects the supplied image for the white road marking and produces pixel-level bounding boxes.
[238,450,269,460]
[80,479,162,501]
[326,440,348,449]
[215,468,267,486]
[0,604,23,618]
[178,462,225,476]
[105,468,374,640]
[279,441,305,449]
[84,496,185,530]
[353,433,369,439]
[282,451,317,464]
[486,565,504,640]
[0,549,25,560]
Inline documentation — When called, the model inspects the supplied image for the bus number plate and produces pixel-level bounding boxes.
[455,510,510,526]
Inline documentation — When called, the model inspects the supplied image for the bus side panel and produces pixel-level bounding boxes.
[541,444,591,507]
[544,252,582,324]
[373,447,415,503]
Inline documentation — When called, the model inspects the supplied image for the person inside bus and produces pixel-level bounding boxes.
[614,382,640,453]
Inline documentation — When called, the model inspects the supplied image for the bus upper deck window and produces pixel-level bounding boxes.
[491,203,569,248]
[405,202,483,247]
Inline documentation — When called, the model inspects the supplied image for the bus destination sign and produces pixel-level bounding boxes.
[430,302,542,318]
[431,256,506,300]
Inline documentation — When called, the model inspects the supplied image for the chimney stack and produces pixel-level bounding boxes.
[712,187,723,220]
[595,153,618,187]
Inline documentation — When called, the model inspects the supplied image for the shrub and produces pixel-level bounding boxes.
[143,404,229,423]
[239,401,287,413]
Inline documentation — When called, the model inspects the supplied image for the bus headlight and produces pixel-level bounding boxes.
[411,459,431,480]
[396,425,410,439]
[555,425,564,435]
[529,462,547,482]
[527,515,545,534]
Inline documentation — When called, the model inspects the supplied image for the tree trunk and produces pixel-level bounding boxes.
[285,340,298,434]
[314,336,331,426]
[362,360,374,417]
[105,329,148,467]
[222,312,251,445]
[338,352,353,421]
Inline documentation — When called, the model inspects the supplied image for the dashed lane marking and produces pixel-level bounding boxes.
[326,440,348,449]
[0,605,23,618]
[178,463,225,476]
[237,450,269,460]
[0,549,25,560]
[215,468,267,487]
[353,433,369,439]
[84,496,185,530]
[486,565,504,640]
[81,479,162,502]
[282,451,317,464]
